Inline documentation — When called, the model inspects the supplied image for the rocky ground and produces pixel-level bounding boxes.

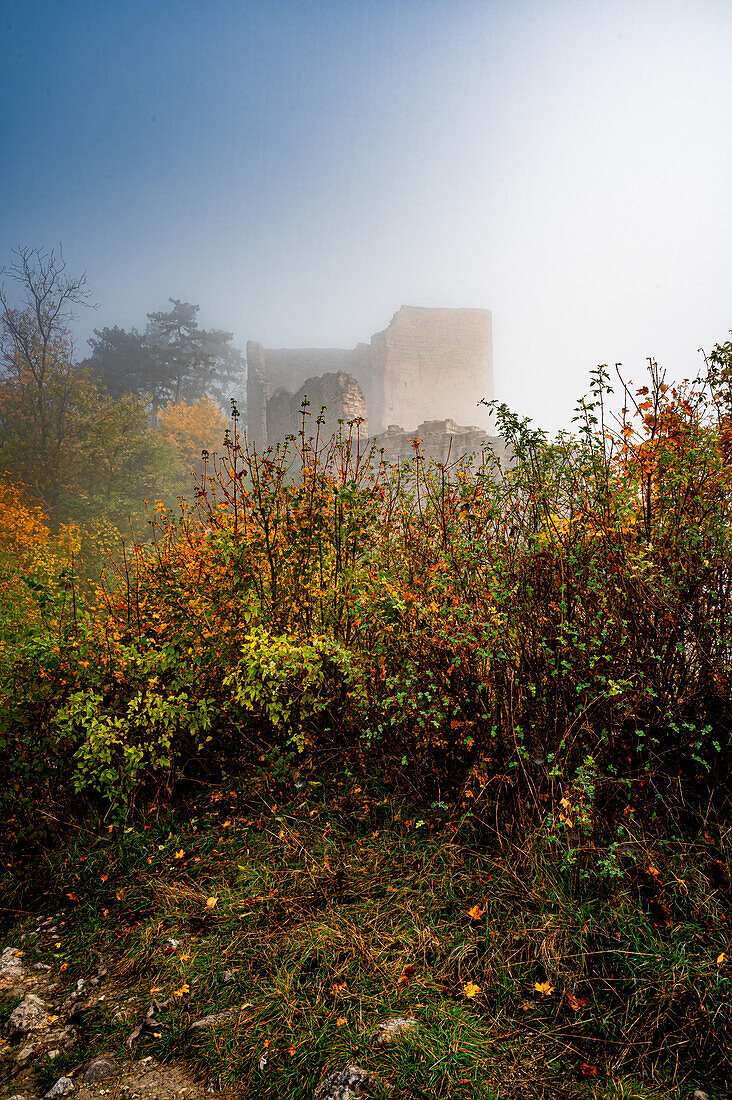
[1,937,416,1100]
[0,940,212,1100]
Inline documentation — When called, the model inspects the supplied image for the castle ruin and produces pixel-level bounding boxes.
[247,306,503,463]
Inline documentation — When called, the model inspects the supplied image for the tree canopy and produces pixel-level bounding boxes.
[85,299,244,413]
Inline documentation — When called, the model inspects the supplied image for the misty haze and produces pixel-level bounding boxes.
[2,4,732,1100]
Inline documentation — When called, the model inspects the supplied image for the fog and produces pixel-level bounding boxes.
[3,0,732,432]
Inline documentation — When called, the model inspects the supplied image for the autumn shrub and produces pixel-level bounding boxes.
[4,362,732,842]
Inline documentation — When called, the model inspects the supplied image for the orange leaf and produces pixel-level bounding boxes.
[463,981,481,998]
[336,1017,347,1027]
[534,981,555,995]
[398,965,415,986]
[467,904,484,921]
[205,896,218,909]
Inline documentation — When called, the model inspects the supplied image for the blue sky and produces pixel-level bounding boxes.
[3,0,732,430]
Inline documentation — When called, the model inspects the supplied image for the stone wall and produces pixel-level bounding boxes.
[373,419,508,468]
[370,307,492,436]
[246,306,493,451]
[271,372,369,443]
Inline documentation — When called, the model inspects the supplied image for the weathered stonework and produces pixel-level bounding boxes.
[374,418,508,467]
[246,305,493,452]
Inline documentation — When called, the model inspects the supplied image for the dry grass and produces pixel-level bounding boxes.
[2,775,729,1100]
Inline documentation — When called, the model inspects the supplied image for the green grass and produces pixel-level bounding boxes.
[2,769,730,1100]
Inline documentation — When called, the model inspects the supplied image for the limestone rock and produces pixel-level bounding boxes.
[4,993,49,1038]
[43,1077,75,1098]
[314,1065,387,1100]
[82,1055,120,1082]
[187,1008,237,1031]
[0,947,28,998]
[369,1016,418,1048]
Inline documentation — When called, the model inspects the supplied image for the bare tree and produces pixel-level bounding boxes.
[0,247,91,516]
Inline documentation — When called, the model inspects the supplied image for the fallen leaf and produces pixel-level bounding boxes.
[535,981,555,995]
[174,849,185,860]
[463,981,481,998]
[565,992,589,1011]
[336,1017,347,1027]
[59,963,68,971]
[398,965,415,986]
[47,1015,59,1024]
[173,984,190,997]
[580,1063,599,1078]
[286,1045,296,1056]
[179,953,191,962]
[205,896,218,909]
[331,981,347,995]
[717,952,729,967]
[467,904,484,921]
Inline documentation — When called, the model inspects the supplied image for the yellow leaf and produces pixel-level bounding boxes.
[560,797,571,809]
[535,981,555,995]
[174,849,185,860]
[206,896,218,909]
[467,904,484,921]
[174,983,190,997]
[463,981,481,998]
[717,952,729,967]
[179,953,191,961]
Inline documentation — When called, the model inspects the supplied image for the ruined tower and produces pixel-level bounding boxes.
[246,305,494,452]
